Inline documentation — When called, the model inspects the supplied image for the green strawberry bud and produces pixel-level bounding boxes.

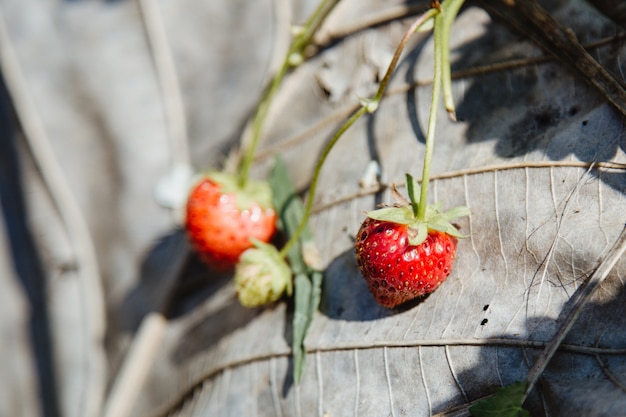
[234,240,292,307]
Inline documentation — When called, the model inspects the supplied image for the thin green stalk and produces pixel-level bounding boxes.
[279,8,439,258]
[440,0,466,119]
[373,8,439,104]
[238,0,341,188]
[279,106,368,258]
[416,11,444,221]
[238,61,290,187]
[292,0,341,56]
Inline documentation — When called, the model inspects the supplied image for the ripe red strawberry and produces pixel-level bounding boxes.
[355,217,458,308]
[355,176,469,308]
[185,172,277,271]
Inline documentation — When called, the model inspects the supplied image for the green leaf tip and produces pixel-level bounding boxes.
[469,381,531,417]
[405,173,420,217]
[366,206,415,225]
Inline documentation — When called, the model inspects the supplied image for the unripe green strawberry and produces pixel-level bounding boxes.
[185,172,276,271]
[234,240,292,307]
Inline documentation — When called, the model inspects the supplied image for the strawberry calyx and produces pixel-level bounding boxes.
[202,171,274,211]
[365,173,470,246]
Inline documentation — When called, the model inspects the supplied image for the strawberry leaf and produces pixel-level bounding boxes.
[291,273,311,380]
[269,156,322,384]
[469,381,531,417]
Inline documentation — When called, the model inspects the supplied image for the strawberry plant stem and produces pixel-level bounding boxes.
[441,0,465,119]
[279,106,368,258]
[416,0,464,220]
[279,8,439,258]
[372,8,439,104]
[238,62,289,188]
[237,0,340,188]
[416,11,444,221]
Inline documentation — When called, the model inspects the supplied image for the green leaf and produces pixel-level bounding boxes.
[469,381,531,417]
[292,273,311,382]
[269,156,323,384]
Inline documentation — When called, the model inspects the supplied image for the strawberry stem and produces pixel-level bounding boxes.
[371,9,438,104]
[279,105,368,258]
[237,0,340,189]
[416,11,444,221]
[278,8,439,259]
[416,0,464,221]
[441,0,464,120]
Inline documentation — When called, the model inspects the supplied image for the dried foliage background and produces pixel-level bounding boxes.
[0,1,625,417]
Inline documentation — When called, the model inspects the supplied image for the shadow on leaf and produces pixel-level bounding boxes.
[319,248,433,321]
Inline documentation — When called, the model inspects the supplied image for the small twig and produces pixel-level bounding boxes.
[523,225,626,402]
[102,313,169,417]
[139,0,193,221]
[101,228,190,417]
[594,354,626,394]
[148,334,626,417]
[255,32,626,164]
[138,0,190,170]
[313,3,428,46]
[478,0,626,116]
[0,8,107,417]
[102,2,195,415]
[309,160,626,214]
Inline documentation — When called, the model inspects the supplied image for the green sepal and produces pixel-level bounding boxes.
[410,222,429,246]
[365,177,471,246]
[426,219,465,239]
[204,171,274,211]
[426,205,471,239]
[440,205,472,221]
[366,206,415,225]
